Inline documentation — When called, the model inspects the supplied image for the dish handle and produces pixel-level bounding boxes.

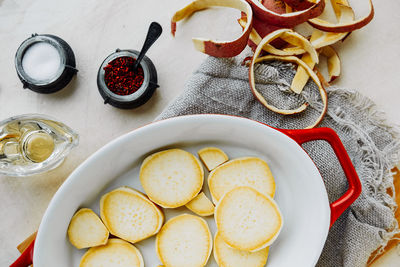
[9,239,34,267]
[281,127,362,227]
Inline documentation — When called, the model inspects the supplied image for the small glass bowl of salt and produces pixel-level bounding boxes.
[15,34,77,94]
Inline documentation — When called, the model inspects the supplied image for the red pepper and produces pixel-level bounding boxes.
[104,56,144,96]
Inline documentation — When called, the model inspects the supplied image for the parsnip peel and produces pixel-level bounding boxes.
[171,0,253,57]
[249,31,328,128]
[319,45,341,83]
[309,0,374,32]
[247,0,325,28]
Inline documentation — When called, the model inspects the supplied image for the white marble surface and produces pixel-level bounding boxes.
[0,0,399,266]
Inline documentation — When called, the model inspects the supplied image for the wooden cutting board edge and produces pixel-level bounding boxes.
[367,167,400,265]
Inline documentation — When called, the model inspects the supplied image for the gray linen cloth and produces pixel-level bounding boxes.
[157,56,400,266]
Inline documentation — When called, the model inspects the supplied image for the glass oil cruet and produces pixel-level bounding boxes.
[0,114,78,176]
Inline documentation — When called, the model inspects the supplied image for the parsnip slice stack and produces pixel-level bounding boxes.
[69,147,283,267]
[100,187,164,243]
[156,214,212,267]
[208,157,275,203]
[140,149,204,208]
[67,208,109,249]
[215,186,283,252]
[80,238,144,267]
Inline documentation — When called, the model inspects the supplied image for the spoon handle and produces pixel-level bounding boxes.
[134,22,163,69]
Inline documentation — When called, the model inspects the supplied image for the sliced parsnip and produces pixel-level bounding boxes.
[215,186,283,252]
[100,187,164,244]
[140,149,204,208]
[80,238,144,267]
[67,208,109,249]
[214,231,269,267]
[185,192,215,216]
[208,157,275,203]
[156,214,212,267]
[198,147,228,171]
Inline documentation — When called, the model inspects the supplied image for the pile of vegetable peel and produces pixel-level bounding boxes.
[171,0,374,128]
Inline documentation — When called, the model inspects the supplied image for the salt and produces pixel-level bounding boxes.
[22,42,61,81]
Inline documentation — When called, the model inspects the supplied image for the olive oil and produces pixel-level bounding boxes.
[0,115,78,176]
